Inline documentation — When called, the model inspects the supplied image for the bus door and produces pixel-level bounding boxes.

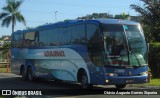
[92,35,104,84]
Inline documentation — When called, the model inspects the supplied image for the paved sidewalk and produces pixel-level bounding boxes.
[0,72,20,78]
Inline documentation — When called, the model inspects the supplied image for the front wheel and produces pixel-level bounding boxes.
[80,72,93,89]
[115,84,126,89]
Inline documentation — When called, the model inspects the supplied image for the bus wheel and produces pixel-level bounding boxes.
[21,67,27,80]
[115,84,126,89]
[80,72,92,89]
[27,67,34,81]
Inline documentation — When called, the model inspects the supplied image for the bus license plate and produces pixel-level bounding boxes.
[126,80,133,83]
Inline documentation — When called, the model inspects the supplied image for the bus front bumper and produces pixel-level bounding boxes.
[104,76,148,85]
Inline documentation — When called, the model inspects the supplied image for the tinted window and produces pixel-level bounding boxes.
[12,33,23,47]
[39,29,60,46]
[92,40,103,66]
[87,24,98,40]
[39,30,49,46]
[59,27,71,45]
[102,24,123,32]
[69,24,85,44]
[13,33,23,41]
[39,24,86,46]
[48,29,60,46]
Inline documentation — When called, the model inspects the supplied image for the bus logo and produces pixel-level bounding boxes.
[44,51,65,57]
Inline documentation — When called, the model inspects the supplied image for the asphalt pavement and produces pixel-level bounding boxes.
[0,73,160,98]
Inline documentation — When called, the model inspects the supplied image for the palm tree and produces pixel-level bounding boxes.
[0,0,26,33]
[121,12,130,20]
[115,12,130,20]
[130,0,160,41]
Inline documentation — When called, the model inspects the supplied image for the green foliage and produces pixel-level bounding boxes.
[115,12,130,20]
[142,24,154,42]
[149,42,160,78]
[2,42,11,48]
[0,42,11,61]
[130,0,160,42]
[149,78,160,86]
[77,12,131,20]
[0,0,26,33]
[77,13,113,20]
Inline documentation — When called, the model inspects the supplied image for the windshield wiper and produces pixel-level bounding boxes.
[126,40,142,67]
[131,52,141,67]
[128,42,141,67]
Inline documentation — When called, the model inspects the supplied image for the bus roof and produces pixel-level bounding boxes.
[13,18,139,34]
[94,18,139,25]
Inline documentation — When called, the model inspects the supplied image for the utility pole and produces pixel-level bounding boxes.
[55,11,58,22]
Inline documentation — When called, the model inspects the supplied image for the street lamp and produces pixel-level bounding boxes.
[55,11,58,22]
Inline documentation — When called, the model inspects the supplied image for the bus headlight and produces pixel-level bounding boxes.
[106,73,118,76]
[105,80,109,83]
[140,71,148,76]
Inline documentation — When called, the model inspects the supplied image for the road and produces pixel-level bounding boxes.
[0,73,160,98]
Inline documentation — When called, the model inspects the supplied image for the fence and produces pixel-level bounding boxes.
[0,62,7,67]
[0,62,10,72]
[0,47,10,72]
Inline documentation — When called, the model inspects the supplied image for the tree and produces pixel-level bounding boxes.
[0,0,26,33]
[1,42,11,72]
[77,13,113,20]
[130,0,160,42]
[115,12,130,20]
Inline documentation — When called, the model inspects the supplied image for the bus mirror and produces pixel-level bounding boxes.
[103,37,106,41]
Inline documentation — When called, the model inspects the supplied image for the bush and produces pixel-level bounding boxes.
[149,42,160,78]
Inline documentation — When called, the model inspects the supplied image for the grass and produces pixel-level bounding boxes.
[0,68,10,73]
[147,78,160,86]
[140,78,160,88]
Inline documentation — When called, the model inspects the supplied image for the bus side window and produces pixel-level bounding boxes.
[13,33,23,48]
[59,27,70,45]
[48,28,60,46]
[87,24,97,41]
[24,32,36,47]
[39,30,48,46]
[86,24,98,62]
[70,24,85,45]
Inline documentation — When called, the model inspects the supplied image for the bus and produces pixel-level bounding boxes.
[11,19,148,89]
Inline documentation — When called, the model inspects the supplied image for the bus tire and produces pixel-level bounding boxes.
[115,84,126,89]
[27,67,34,81]
[80,71,93,89]
[21,67,27,80]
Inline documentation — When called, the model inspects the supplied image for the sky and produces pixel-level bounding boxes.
[0,0,142,37]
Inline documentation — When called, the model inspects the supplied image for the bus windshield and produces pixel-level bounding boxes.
[102,24,148,67]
